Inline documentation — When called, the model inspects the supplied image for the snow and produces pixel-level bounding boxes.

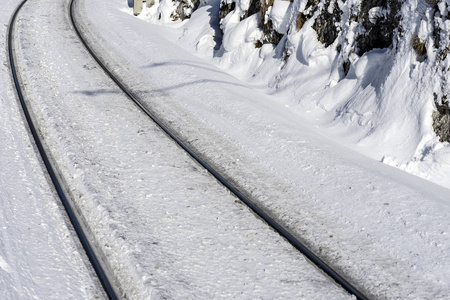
[269,0,291,34]
[171,0,450,189]
[82,0,450,298]
[3,0,353,298]
[3,0,450,298]
[1,0,105,298]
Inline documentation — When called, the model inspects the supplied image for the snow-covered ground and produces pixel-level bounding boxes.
[1,0,105,299]
[3,0,450,298]
[80,0,450,298]
[4,0,353,298]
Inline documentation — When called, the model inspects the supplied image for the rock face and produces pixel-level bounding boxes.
[219,0,283,45]
[217,0,402,54]
[312,0,341,48]
[433,111,450,142]
[173,0,403,53]
[219,1,235,20]
[170,0,200,20]
[259,0,284,45]
[355,0,402,55]
[305,0,403,55]
[433,96,450,142]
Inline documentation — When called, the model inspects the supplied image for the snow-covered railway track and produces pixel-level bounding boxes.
[69,1,368,299]
[8,1,118,299]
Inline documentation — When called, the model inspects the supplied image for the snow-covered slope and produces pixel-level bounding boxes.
[135,0,450,189]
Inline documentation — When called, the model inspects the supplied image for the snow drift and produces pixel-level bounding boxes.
[133,0,450,188]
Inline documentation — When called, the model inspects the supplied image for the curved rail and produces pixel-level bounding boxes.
[8,1,118,299]
[69,1,369,299]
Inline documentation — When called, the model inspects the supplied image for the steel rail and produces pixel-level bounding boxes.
[8,1,118,299]
[69,1,369,299]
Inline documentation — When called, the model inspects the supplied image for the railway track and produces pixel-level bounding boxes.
[8,1,118,299]
[69,1,369,299]
[9,0,369,298]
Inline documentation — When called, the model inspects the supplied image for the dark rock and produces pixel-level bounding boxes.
[433,95,450,142]
[259,0,285,46]
[295,12,307,31]
[433,111,450,142]
[171,0,199,21]
[312,0,342,48]
[255,40,264,48]
[262,19,284,45]
[355,0,402,55]
[305,0,320,12]
[246,0,261,17]
[412,35,427,58]
[343,60,351,76]
[219,0,236,20]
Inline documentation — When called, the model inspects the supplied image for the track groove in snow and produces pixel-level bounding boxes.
[2,0,106,298]
[9,1,119,298]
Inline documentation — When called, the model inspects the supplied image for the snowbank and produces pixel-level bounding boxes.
[134,0,450,188]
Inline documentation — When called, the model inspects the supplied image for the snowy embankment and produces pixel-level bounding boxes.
[78,0,450,297]
[0,0,104,298]
[139,0,450,189]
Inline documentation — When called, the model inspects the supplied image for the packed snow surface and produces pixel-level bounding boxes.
[3,0,450,298]
[1,0,105,298]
